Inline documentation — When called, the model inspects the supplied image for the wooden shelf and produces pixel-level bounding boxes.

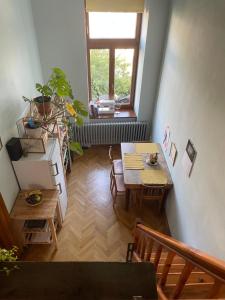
[24,232,52,245]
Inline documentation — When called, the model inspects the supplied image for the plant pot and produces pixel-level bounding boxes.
[34,96,52,116]
[25,124,43,138]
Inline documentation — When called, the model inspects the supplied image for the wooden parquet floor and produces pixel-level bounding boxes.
[22,145,170,262]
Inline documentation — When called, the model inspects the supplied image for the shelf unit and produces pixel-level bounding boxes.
[17,103,72,175]
[22,218,59,245]
[10,190,62,249]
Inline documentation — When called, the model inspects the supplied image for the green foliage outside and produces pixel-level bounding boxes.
[90,49,132,99]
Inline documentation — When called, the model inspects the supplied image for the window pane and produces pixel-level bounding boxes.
[115,49,134,105]
[89,13,137,39]
[90,49,109,100]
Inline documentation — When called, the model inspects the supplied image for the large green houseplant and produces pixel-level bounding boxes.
[23,67,88,155]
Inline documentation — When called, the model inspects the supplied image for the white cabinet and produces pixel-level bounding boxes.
[12,139,68,220]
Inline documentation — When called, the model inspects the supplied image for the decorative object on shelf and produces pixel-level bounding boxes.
[182,139,197,177]
[169,142,177,166]
[22,67,88,155]
[0,246,19,276]
[24,119,43,138]
[20,135,47,154]
[25,190,43,207]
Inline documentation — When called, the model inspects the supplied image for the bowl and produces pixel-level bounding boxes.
[25,191,43,206]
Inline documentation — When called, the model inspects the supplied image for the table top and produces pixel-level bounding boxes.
[121,142,173,188]
[0,262,157,299]
[10,190,59,220]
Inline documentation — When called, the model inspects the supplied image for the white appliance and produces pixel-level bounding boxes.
[12,138,68,220]
[98,99,115,108]
[97,99,115,115]
[97,107,115,115]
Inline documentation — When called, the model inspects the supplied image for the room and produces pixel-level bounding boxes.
[0,0,225,299]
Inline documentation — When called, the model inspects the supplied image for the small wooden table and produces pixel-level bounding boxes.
[10,190,62,250]
[121,142,173,210]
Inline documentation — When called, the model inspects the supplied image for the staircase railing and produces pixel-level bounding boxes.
[128,223,225,299]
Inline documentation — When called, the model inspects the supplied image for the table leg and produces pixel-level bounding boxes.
[48,218,58,250]
[125,188,130,211]
[56,201,63,229]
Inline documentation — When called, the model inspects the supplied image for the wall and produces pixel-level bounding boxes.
[0,0,43,211]
[134,0,171,122]
[31,0,89,108]
[152,0,225,260]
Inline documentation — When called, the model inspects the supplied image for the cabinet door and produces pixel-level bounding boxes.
[51,140,68,220]
[13,160,54,190]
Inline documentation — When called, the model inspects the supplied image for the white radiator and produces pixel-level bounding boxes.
[73,121,150,146]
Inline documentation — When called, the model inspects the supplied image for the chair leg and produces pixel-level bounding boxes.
[112,189,117,205]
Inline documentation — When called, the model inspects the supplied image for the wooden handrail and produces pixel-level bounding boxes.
[136,224,225,283]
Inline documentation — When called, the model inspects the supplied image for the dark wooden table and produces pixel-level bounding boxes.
[0,262,157,299]
[121,143,173,210]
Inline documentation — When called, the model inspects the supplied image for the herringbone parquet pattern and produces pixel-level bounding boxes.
[22,145,169,262]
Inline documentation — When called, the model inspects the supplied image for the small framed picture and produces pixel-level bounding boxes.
[186,139,197,162]
[169,143,177,166]
[0,137,2,151]
[20,138,46,153]
[163,126,171,152]
[182,139,197,177]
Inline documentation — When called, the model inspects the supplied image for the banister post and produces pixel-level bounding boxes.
[208,279,222,298]
[172,262,194,298]
[126,243,135,262]
[153,244,163,269]
[159,251,175,287]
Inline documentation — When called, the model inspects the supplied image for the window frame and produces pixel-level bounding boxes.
[86,12,142,109]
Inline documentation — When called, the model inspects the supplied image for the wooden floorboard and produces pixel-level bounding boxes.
[22,145,170,262]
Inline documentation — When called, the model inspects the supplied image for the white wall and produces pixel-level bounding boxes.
[0,0,43,211]
[31,0,89,108]
[135,0,171,122]
[152,0,225,260]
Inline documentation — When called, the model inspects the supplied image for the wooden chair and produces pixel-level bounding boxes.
[108,146,123,175]
[138,184,167,213]
[110,165,126,206]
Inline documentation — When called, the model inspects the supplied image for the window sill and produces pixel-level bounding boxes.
[89,109,136,120]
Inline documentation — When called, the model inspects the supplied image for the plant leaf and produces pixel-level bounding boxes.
[69,142,83,155]
[75,115,84,126]
[73,100,88,117]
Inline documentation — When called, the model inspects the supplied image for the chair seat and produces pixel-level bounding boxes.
[115,174,126,193]
[113,159,123,174]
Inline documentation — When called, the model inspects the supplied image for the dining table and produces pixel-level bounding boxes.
[121,142,173,210]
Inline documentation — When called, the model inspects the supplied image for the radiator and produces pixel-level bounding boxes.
[72,121,150,146]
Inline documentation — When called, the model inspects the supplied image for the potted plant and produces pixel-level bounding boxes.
[34,84,53,116]
[23,67,88,155]
[0,246,18,276]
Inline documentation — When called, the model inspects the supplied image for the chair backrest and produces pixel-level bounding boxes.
[108,146,113,164]
[141,184,166,201]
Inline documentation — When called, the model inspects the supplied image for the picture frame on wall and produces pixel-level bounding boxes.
[0,137,2,151]
[163,126,171,152]
[186,139,197,162]
[169,143,177,166]
[182,139,197,177]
